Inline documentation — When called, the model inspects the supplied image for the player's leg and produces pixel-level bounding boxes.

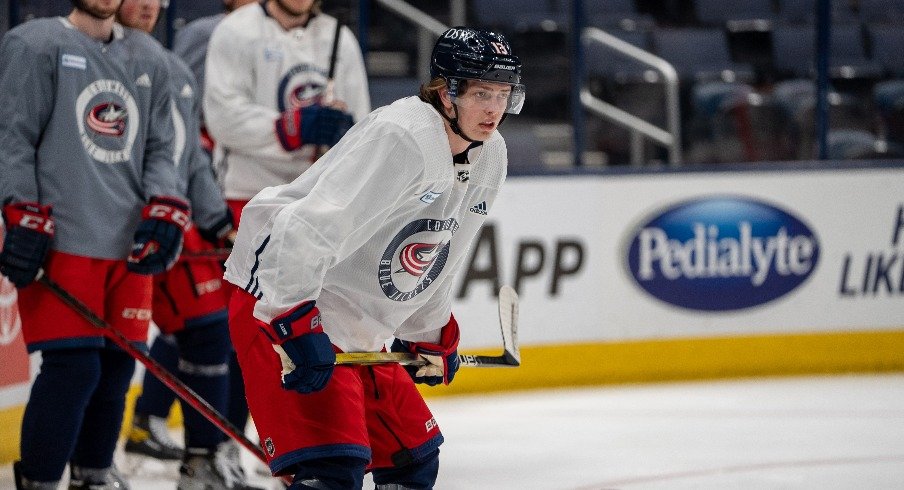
[68,260,152,488]
[14,253,116,488]
[366,365,445,489]
[126,333,183,460]
[228,290,371,488]
[68,347,136,488]
[16,348,103,488]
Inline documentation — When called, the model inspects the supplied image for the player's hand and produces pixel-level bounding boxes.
[275,105,354,151]
[0,202,54,288]
[392,314,461,386]
[263,301,336,394]
[127,196,191,275]
[198,207,235,248]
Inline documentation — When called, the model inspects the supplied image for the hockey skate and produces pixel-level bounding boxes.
[177,443,264,490]
[68,464,130,490]
[13,461,59,490]
[124,413,184,461]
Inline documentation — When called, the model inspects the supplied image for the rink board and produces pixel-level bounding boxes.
[3,161,904,461]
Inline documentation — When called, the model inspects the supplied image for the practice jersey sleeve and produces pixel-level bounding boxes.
[185,96,228,231]
[335,26,371,122]
[203,21,283,157]
[249,125,425,324]
[0,31,55,204]
[141,51,179,200]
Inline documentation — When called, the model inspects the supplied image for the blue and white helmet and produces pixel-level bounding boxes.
[431,27,525,114]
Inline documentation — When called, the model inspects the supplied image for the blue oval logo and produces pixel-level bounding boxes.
[626,196,820,311]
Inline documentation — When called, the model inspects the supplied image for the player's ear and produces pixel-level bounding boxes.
[439,87,454,111]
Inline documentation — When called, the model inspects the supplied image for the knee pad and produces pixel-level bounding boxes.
[289,456,367,490]
[372,448,439,490]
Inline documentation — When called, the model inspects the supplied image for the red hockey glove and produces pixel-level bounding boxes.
[0,202,54,288]
[274,105,354,151]
[127,196,191,275]
[391,314,461,386]
[260,301,336,394]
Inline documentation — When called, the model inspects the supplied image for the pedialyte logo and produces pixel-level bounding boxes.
[379,218,458,301]
[626,196,819,311]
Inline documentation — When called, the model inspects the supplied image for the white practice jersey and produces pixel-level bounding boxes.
[203,3,371,200]
[224,97,508,352]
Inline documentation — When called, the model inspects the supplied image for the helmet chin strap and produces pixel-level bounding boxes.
[441,104,480,144]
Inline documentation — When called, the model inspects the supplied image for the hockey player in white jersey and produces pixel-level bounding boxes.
[0,0,186,488]
[224,27,524,489]
[203,0,370,223]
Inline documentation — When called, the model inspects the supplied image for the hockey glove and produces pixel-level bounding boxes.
[0,202,54,288]
[391,314,461,386]
[127,196,191,275]
[261,301,336,394]
[275,105,354,151]
[197,208,235,248]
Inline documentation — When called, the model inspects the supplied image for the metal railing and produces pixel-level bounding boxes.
[581,27,682,165]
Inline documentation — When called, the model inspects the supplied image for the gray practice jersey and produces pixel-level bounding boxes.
[224,97,508,352]
[172,13,224,105]
[164,50,228,230]
[0,18,177,259]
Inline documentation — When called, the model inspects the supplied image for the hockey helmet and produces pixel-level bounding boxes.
[431,27,525,114]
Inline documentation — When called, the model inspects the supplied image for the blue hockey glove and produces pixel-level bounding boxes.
[261,301,336,394]
[197,207,235,248]
[0,202,54,288]
[127,196,191,275]
[391,314,461,386]
[275,105,354,151]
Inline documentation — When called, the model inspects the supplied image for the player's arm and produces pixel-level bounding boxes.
[335,25,372,122]
[249,128,425,324]
[203,22,353,155]
[184,79,233,246]
[0,31,57,288]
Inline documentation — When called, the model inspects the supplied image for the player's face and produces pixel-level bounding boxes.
[117,0,160,33]
[274,0,315,17]
[449,81,511,141]
[73,0,124,20]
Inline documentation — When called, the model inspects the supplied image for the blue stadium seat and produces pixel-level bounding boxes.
[499,124,545,168]
[472,0,565,33]
[170,0,222,27]
[692,0,776,31]
[368,77,421,110]
[770,24,883,80]
[776,0,858,24]
[574,0,656,31]
[868,24,904,77]
[826,129,882,159]
[858,0,904,24]
[650,28,756,83]
[873,80,904,144]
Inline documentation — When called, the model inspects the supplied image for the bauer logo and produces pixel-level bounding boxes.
[626,196,819,311]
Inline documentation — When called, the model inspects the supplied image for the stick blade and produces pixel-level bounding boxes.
[498,285,520,366]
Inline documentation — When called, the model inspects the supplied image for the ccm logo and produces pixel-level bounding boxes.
[19,216,54,234]
[121,308,152,321]
[195,278,222,295]
[148,204,191,229]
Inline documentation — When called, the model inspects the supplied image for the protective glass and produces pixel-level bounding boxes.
[452,83,526,115]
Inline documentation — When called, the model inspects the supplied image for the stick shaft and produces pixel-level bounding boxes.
[37,275,277,469]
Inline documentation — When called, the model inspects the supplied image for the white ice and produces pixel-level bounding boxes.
[2,373,903,489]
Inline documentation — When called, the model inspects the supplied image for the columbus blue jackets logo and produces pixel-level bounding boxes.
[76,79,140,164]
[277,63,328,112]
[379,218,459,301]
[87,103,127,136]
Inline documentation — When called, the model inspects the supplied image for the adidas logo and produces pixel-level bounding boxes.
[180,84,193,97]
[135,73,151,87]
[469,201,488,215]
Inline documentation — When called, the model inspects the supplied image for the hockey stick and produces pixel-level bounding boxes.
[335,285,521,367]
[180,248,232,261]
[36,272,291,485]
[313,11,345,161]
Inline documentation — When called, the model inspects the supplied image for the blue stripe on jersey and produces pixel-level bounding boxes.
[244,235,271,293]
